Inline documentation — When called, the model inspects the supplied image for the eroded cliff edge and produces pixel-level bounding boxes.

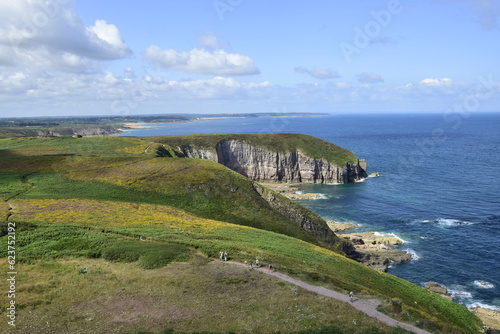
[153,134,368,184]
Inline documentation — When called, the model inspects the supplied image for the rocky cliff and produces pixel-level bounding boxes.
[157,134,367,184]
[214,139,366,183]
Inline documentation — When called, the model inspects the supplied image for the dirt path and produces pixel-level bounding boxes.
[228,261,431,334]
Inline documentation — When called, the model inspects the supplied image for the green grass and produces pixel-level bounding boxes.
[0,222,188,269]
[0,210,483,333]
[0,136,150,157]
[0,156,331,247]
[1,257,410,333]
[102,241,189,269]
[0,135,485,333]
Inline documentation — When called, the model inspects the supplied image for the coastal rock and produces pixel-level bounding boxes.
[425,282,452,300]
[340,232,411,271]
[326,221,358,232]
[340,232,404,246]
[177,138,367,184]
[352,248,412,272]
[258,182,324,200]
[286,192,323,200]
[471,307,500,333]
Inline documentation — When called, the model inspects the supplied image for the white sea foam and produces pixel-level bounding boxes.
[467,301,500,311]
[373,231,407,244]
[473,280,495,289]
[448,284,500,311]
[403,248,420,261]
[311,193,328,200]
[413,218,475,227]
[449,288,473,299]
[437,218,474,227]
[355,178,366,183]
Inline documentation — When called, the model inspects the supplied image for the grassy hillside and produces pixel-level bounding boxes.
[0,136,484,333]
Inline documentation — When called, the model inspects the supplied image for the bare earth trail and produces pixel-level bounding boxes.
[227,261,431,334]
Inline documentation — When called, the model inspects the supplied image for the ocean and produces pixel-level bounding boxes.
[116,112,500,310]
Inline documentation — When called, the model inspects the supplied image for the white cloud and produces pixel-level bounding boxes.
[419,77,453,86]
[356,72,384,84]
[397,77,467,96]
[0,72,34,94]
[0,0,130,73]
[294,66,341,80]
[143,46,260,76]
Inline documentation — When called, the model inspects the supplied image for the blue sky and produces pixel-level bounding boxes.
[1,0,500,117]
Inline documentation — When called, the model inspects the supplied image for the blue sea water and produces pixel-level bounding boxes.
[117,113,500,310]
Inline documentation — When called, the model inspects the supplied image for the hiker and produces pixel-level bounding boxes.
[249,260,253,268]
[255,258,259,267]
[349,291,354,303]
[268,264,273,271]
[219,251,223,261]
[223,251,228,261]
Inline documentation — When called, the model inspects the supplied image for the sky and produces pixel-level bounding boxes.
[1,0,500,117]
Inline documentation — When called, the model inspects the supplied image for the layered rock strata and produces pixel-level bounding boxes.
[176,138,367,184]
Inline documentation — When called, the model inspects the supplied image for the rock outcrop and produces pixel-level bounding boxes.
[170,136,367,184]
[252,183,356,255]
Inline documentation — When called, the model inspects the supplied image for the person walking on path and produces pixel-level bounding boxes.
[223,251,228,262]
[255,258,259,267]
[349,291,354,303]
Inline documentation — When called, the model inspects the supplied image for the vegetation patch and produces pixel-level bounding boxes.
[102,241,189,269]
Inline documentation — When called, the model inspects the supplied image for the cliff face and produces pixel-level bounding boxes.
[179,138,367,184]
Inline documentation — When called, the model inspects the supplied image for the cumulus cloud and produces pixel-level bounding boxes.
[397,77,467,95]
[0,0,130,72]
[143,46,260,76]
[419,78,454,86]
[294,66,341,80]
[356,72,384,84]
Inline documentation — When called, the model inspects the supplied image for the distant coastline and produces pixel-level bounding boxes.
[0,112,329,138]
[114,112,330,135]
